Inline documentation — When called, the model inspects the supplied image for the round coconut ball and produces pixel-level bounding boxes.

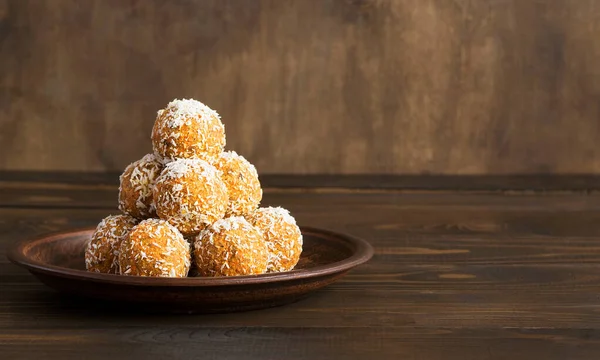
[118,218,191,277]
[212,151,262,216]
[153,158,228,235]
[85,214,138,274]
[151,98,225,164]
[118,153,163,219]
[193,216,268,277]
[249,207,303,273]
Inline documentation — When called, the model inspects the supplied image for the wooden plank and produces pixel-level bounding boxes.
[4,286,600,330]
[3,172,600,210]
[1,327,599,360]
[4,172,600,191]
[0,171,120,186]
[3,0,600,174]
[263,175,600,191]
[3,192,600,238]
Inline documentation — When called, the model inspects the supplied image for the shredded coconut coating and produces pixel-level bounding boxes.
[118,153,163,219]
[193,216,268,277]
[211,151,262,216]
[151,98,225,164]
[153,158,228,235]
[85,214,138,274]
[248,207,303,273]
[118,218,191,278]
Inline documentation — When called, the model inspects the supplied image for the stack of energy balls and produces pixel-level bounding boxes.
[84,99,303,278]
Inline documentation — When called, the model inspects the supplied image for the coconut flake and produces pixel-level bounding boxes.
[160,99,220,129]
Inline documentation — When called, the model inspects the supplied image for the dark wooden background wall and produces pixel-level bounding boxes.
[1,0,600,174]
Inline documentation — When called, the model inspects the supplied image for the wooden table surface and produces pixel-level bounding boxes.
[2,173,600,359]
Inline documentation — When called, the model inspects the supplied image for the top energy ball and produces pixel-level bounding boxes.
[152,99,225,163]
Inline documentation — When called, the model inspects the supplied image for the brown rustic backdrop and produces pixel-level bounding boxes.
[1,0,600,174]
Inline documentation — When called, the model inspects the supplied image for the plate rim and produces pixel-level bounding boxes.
[7,225,374,287]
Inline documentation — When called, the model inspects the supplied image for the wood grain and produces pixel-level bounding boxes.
[3,0,600,174]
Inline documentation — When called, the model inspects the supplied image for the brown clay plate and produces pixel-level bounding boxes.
[7,226,373,313]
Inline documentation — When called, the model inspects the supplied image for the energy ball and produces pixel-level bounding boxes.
[151,98,225,164]
[118,153,163,219]
[249,207,303,273]
[85,214,138,274]
[118,218,191,277]
[193,217,268,277]
[212,151,262,216]
[153,158,228,235]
